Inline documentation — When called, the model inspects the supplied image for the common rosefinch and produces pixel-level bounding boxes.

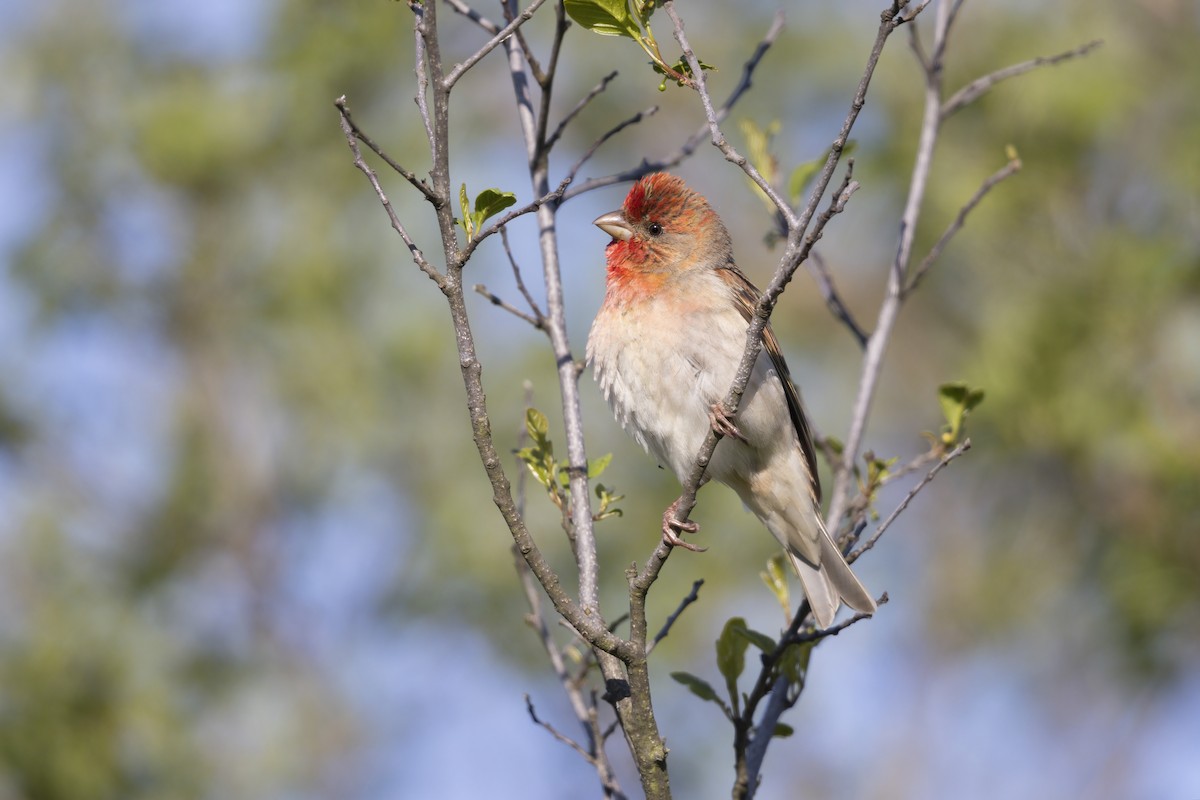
[586,173,875,628]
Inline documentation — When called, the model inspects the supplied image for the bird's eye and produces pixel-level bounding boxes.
[647,222,663,236]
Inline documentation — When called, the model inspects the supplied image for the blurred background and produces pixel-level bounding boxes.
[1,0,1197,797]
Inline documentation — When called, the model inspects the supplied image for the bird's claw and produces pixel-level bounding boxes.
[661,499,706,552]
[709,402,748,444]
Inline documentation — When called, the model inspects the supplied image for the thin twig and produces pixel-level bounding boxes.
[461,174,574,261]
[849,439,971,563]
[474,284,546,330]
[941,39,1103,119]
[335,96,444,288]
[663,4,797,227]
[442,0,500,34]
[546,71,619,151]
[337,97,440,204]
[807,249,869,349]
[562,14,784,202]
[413,4,436,163]
[525,694,595,763]
[824,0,943,534]
[647,579,704,655]
[563,106,660,188]
[905,154,1021,295]
[442,0,549,89]
[790,594,887,644]
[501,226,547,324]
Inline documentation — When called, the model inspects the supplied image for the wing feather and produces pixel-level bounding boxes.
[715,262,822,501]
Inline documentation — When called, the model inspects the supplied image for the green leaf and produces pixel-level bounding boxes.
[588,452,612,479]
[564,0,641,39]
[716,617,750,705]
[471,187,516,231]
[734,625,777,654]
[670,671,723,706]
[938,382,986,443]
[772,722,795,739]
[760,553,790,618]
[525,407,549,440]
[458,183,473,240]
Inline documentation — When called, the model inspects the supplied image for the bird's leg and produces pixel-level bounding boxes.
[662,497,706,552]
[709,401,748,443]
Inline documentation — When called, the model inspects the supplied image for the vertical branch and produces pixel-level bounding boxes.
[824,0,952,533]
[498,1,669,796]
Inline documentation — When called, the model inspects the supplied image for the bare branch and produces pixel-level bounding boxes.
[906,153,1022,295]
[501,226,547,323]
[849,439,971,563]
[942,39,1103,119]
[525,694,595,763]
[790,594,886,644]
[335,96,444,288]
[546,71,619,152]
[562,13,784,201]
[824,0,946,532]
[663,4,797,228]
[807,250,869,349]
[563,106,660,188]
[412,4,436,161]
[442,0,549,90]
[473,284,546,330]
[647,579,704,655]
[336,97,440,205]
[442,0,500,34]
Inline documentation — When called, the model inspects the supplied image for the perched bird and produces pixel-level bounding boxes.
[586,172,875,628]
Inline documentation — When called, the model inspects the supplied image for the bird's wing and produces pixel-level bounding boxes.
[716,262,822,501]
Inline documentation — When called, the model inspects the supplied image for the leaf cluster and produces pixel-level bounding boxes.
[515,408,623,521]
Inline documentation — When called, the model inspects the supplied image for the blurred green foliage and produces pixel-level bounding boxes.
[0,0,1197,794]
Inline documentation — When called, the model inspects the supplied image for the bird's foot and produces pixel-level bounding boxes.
[709,402,748,444]
[661,497,706,552]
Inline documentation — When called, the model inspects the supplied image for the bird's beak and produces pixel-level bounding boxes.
[593,210,632,242]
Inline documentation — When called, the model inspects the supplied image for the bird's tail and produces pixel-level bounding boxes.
[786,524,876,630]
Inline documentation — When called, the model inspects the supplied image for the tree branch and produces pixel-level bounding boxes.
[335,96,444,288]
[941,39,1103,119]
[905,152,1022,295]
[807,248,869,350]
[849,439,971,562]
[442,0,549,90]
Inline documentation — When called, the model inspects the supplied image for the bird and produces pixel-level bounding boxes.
[586,172,875,629]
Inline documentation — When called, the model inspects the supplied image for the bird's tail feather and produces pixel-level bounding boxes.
[787,528,876,629]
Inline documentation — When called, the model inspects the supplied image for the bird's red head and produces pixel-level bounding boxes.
[596,173,731,301]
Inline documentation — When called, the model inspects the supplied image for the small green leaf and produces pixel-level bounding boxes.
[716,617,750,705]
[824,435,844,455]
[525,407,549,439]
[760,553,790,618]
[734,626,777,653]
[772,723,795,739]
[670,671,723,705]
[588,452,612,479]
[458,183,473,240]
[937,382,985,443]
[471,187,516,232]
[564,0,641,39]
